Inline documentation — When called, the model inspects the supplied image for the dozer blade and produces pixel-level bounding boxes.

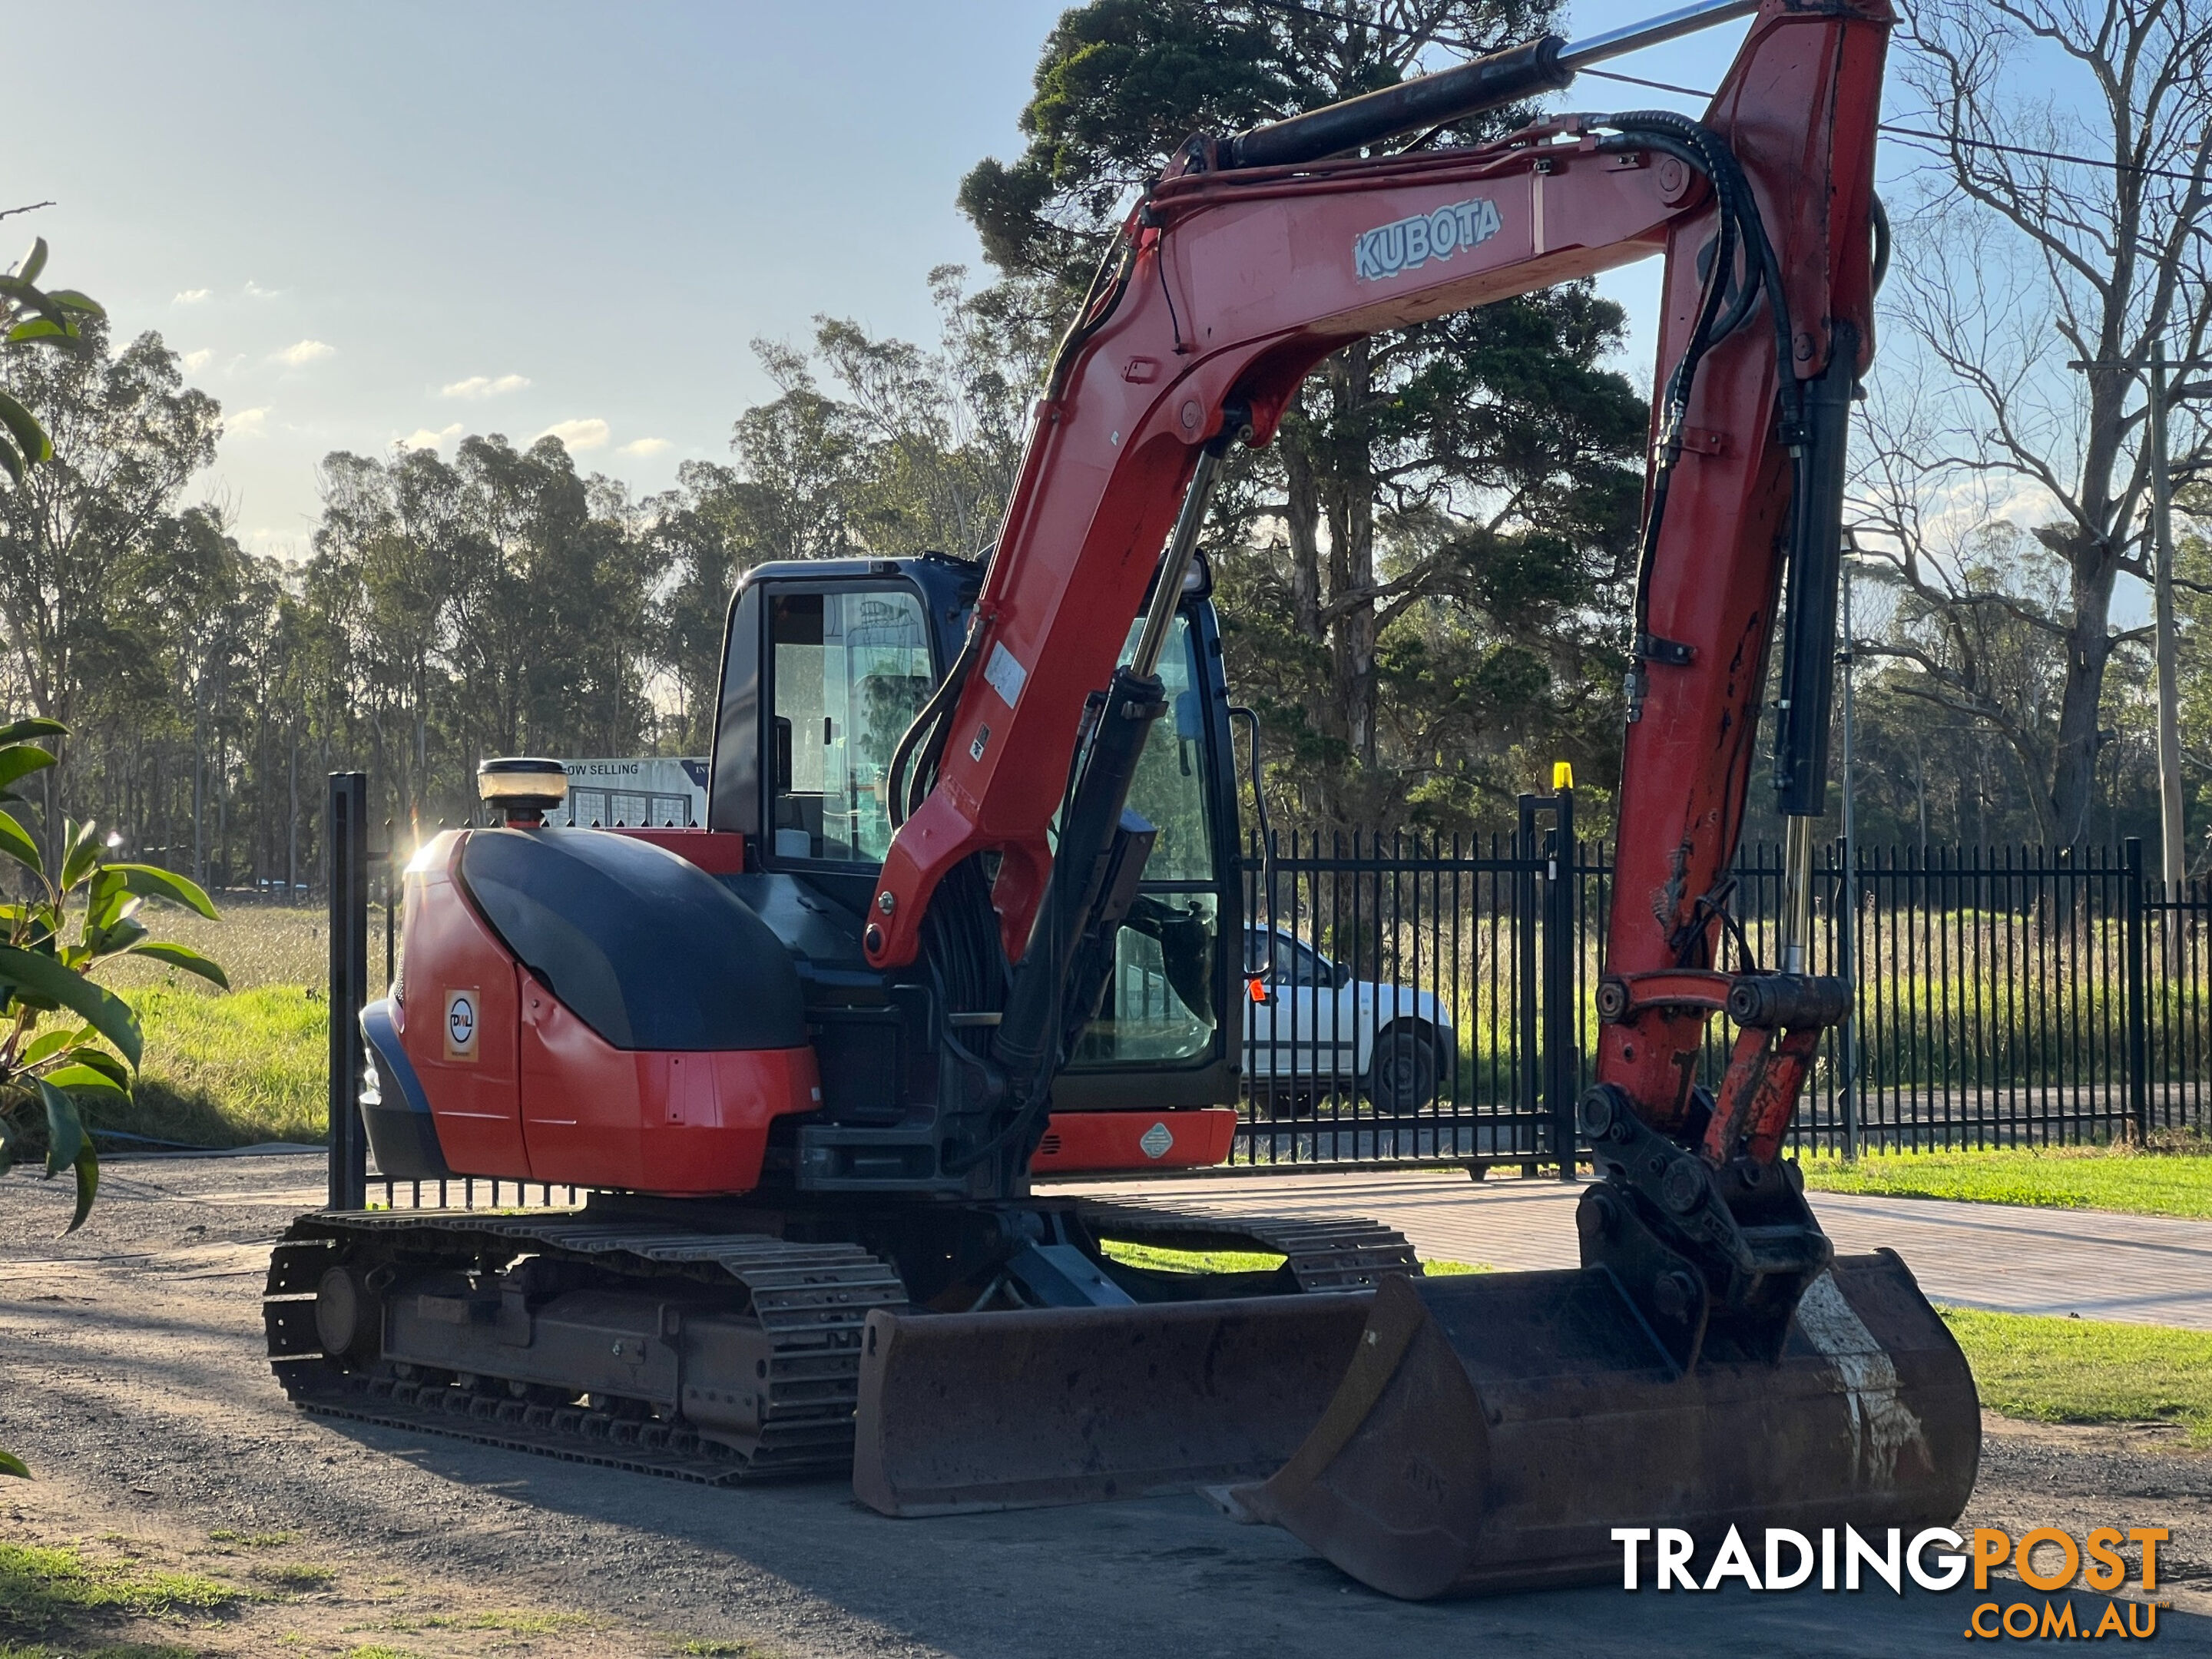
[1230,1250,1980,1600]
[852,1293,1374,1515]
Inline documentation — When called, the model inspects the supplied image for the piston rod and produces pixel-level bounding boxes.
[1227,0,1757,170]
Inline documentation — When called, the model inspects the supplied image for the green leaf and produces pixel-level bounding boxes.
[56,1045,128,1088]
[86,915,148,959]
[0,388,51,466]
[0,718,68,743]
[45,290,101,317]
[58,819,98,892]
[39,1077,82,1177]
[82,866,131,932]
[0,808,41,876]
[0,1447,27,1479]
[0,742,55,794]
[0,945,140,1068]
[18,1026,73,1066]
[19,237,47,285]
[5,316,66,346]
[40,1063,130,1100]
[67,1141,97,1233]
[124,939,228,989]
[106,863,217,919]
[0,436,25,488]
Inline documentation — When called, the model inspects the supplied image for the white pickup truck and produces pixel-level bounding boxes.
[1239,925,1456,1115]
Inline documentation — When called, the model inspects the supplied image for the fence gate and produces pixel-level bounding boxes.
[1230,792,1576,1173]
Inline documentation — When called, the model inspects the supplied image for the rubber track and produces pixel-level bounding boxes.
[263,1210,906,1485]
[1073,1198,1422,1290]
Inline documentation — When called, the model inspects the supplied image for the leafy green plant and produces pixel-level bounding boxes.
[0,719,226,1476]
[0,236,102,482]
[1,718,228,1223]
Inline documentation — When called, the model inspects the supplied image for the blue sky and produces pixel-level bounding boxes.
[12,2,1747,561]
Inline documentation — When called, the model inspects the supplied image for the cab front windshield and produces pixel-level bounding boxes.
[770,588,934,864]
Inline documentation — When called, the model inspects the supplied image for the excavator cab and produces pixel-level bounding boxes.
[704,551,1247,1187]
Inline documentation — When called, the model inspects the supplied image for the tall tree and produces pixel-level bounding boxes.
[1852,0,2212,845]
[961,0,1647,834]
[0,321,220,859]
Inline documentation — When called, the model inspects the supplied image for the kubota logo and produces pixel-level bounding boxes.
[1353,197,1502,282]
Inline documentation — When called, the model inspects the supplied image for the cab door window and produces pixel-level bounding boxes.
[769,589,933,864]
[1069,613,1223,1067]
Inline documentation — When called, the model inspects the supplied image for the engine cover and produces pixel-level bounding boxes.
[374,828,820,1194]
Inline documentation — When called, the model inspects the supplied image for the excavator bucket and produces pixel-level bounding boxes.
[1228,1250,1981,1599]
[852,1293,1374,1515]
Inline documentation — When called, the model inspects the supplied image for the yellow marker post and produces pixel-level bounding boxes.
[1551,760,1574,792]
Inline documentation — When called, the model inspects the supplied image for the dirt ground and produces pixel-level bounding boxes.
[3,1154,2209,1659]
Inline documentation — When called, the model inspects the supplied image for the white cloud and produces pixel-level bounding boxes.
[617,436,671,458]
[275,339,335,366]
[181,348,213,371]
[538,417,609,452]
[398,423,464,452]
[243,280,282,300]
[172,288,210,305]
[441,373,530,401]
[227,406,270,438]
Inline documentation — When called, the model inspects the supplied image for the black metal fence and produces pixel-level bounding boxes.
[1246,827,2210,1163]
[326,770,2209,1208]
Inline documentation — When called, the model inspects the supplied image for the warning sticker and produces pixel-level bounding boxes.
[1139,1121,1174,1160]
[445,988,480,1062]
[983,641,1028,708]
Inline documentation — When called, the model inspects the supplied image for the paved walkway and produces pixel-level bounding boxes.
[1046,1168,2212,1330]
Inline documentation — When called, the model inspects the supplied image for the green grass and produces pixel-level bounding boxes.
[0,1541,240,1650]
[91,986,329,1148]
[0,1644,198,1658]
[1941,1306,2212,1445]
[1802,1146,2212,1219]
[1098,1240,1488,1276]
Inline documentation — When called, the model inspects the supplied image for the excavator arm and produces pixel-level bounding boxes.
[853,1,1981,1579]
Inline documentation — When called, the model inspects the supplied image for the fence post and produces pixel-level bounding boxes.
[2123,836,2150,1144]
[1544,786,1578,1180]
[1515,794,1539,1149]
[327,773,369,1210]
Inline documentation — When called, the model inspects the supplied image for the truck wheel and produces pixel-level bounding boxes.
[1368,1027,1438,1114]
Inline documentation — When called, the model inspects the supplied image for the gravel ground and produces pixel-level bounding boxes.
[2,1153,2207,1658]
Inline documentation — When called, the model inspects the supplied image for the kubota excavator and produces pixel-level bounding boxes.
[263,0,1979,1599]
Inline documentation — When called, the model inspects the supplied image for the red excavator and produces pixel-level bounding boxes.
[265,0,1979,1599]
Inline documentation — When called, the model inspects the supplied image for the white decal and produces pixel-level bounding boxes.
[1353,197,1502,283]
[1139,1121,1174,1160]
[444,988,479,1061]
[983,641,1028,707]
